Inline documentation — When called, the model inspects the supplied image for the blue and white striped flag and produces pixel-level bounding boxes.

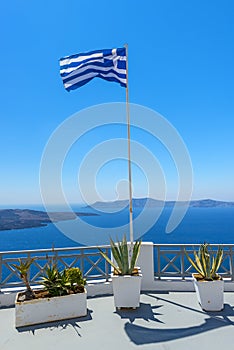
[60,47,127,91]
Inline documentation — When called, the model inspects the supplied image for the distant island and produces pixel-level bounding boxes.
[0,209,97,231]
[87,198,234,209]
[1,199,234,231]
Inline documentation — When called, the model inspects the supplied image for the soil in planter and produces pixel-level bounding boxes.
[193,273,222,282]
[17,287,85,302]
[113,267,140,276]
[17,290,49,302]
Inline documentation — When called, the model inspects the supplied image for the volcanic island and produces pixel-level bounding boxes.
[0,209,97,231]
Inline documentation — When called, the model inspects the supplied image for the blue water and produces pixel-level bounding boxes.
[0,207,234,251]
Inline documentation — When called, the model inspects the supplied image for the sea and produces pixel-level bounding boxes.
[0,205,234,252]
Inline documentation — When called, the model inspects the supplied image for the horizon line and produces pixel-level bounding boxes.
[1,197,234,208]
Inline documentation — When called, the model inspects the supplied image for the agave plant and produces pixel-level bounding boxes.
[12,258,36,299]
[41,265,86,297]
[99,235,142,275]
[41,265,65,297]
[186,243,223,281]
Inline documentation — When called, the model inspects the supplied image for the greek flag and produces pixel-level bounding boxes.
[60,47,127,91]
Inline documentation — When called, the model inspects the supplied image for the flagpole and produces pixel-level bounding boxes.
[124,44,134,246]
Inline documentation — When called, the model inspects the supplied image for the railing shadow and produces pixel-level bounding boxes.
[123,293,234,345]
[16,308,93,336]
[124,316,230,345]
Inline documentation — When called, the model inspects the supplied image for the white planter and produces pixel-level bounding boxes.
[192,274,224,311]
[15,289,87,327]
[111,271,142,308]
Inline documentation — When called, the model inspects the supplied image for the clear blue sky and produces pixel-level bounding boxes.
[1,0,234,206]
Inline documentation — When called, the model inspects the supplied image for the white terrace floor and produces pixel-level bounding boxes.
[1,291,234,350]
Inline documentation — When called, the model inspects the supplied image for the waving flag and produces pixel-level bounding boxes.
[60,47,127,91]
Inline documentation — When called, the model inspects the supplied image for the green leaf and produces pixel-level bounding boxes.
[130,240,142,272]
[98,248,121,275]
[185,243,223,280]
[99,236,142,275]
[186,251,203,276]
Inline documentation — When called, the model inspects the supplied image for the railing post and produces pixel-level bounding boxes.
[157,245,161,280]
[230,245,234,281]
[0,253,2,292]
[80,249,84,277]
[181,245,185,280]
[104,247,110,282]
[137,242,154,290]
[27,251,31,284]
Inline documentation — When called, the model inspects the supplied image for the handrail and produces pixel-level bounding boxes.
[1,243,234,290]
[0,245,111,289]
[153,243,234,280]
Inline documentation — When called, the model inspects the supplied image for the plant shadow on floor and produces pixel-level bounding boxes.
[115,302,165,324]
[124,294,234,345]
[16,308,93,336]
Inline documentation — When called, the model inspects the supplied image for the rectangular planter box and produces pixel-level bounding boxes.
[111,271,142,308]
[15,289,87,328]
[193,274,224,311]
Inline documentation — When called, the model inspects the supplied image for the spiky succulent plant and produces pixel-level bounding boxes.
[41,265,86,297]
[186,243,223,280]
[99,235,142,275]
[12,258,36,298]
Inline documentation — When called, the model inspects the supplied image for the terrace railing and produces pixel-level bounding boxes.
[0,245,111,290]
[0,244,234,290]
[154,244,234,280]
